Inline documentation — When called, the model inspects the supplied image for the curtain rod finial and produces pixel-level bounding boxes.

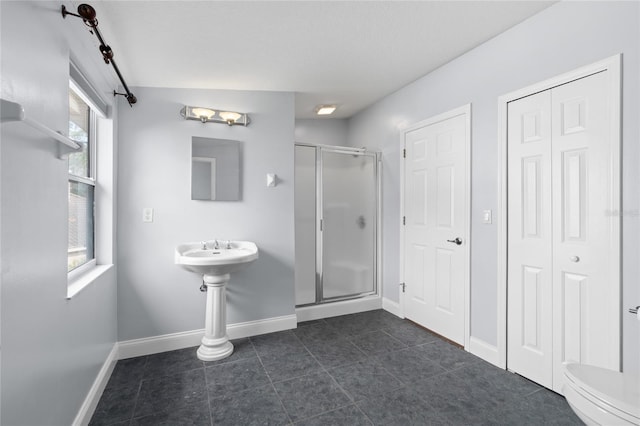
[77,4,97,22]
[113,91,137,106]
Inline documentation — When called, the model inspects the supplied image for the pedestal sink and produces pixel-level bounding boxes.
[175,240,258,361]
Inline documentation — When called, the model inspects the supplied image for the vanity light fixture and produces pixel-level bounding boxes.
[180,105,250,126]
[315,105,337,116]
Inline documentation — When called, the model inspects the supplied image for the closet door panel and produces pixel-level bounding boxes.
[507,90,553,388]
[551,71,618,391]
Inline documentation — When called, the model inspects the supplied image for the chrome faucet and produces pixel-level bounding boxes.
[213,239,220,249]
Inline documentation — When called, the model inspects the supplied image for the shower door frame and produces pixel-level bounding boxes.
[295,143,382,306]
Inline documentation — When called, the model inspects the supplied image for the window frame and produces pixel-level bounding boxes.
[67,80,98,280]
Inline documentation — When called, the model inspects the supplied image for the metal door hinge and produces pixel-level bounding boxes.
[403,148,406,158]
[400,282,406,293]
[402,216,406,225]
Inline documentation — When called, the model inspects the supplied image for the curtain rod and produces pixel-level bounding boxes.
[62,3,137,107]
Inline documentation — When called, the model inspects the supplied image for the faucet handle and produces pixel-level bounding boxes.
[201,241,207,250]
[226,240,232,249]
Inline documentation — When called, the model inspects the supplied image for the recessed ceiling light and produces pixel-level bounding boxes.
[315,105,337,116]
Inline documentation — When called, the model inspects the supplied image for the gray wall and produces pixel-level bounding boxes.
[0,2,118,425]
[295,118,349,146]
[117,87,295,341]
[347,1,639,374]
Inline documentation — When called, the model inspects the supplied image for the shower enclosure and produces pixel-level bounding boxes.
[295,143,380,306]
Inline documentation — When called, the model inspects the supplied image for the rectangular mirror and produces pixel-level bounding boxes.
[191,137,241,201]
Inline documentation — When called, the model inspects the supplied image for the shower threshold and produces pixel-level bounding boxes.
[295,294,381,323]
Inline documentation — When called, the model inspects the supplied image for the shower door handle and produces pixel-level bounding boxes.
[447,237,463,246]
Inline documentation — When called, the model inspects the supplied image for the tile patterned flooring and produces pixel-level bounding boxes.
[90,310,582,425]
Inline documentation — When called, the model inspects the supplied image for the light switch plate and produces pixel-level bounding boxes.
[482,209,492,224]
[143,207,154,223]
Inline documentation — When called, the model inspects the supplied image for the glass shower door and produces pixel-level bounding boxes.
[320,150,377,300]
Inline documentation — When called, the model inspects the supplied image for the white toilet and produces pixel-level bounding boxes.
[563,363,640,425]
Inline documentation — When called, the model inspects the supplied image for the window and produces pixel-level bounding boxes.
[68,83,96,272]
[66,65,113,298]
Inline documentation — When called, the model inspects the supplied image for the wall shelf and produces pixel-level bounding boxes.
[1,98,80,158]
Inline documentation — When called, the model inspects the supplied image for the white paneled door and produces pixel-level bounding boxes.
[402,106,469,345]
[507,71,620,393]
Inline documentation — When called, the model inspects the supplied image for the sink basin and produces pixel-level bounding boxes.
[175,240,258,361]
[175,240,258,276]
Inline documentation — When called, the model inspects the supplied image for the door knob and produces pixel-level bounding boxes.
[570,256,580,262]
[357,215,366,229]
[447,237,463,246]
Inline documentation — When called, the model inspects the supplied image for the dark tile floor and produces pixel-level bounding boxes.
[90,309,582,425]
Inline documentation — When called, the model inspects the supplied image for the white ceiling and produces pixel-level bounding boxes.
[89,1,555,119]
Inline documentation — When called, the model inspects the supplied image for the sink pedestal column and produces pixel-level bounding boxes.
[197,273,233,361]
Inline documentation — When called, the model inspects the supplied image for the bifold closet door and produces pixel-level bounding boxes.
[507,71,619,393]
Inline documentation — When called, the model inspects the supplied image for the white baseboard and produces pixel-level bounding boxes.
[295,296,382,322]
[382,297,403,318]
[118,329,204,360]
[117,314,297,360]
[468,336,502,368]
[73,344,118,426]
[228,314,297,339]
